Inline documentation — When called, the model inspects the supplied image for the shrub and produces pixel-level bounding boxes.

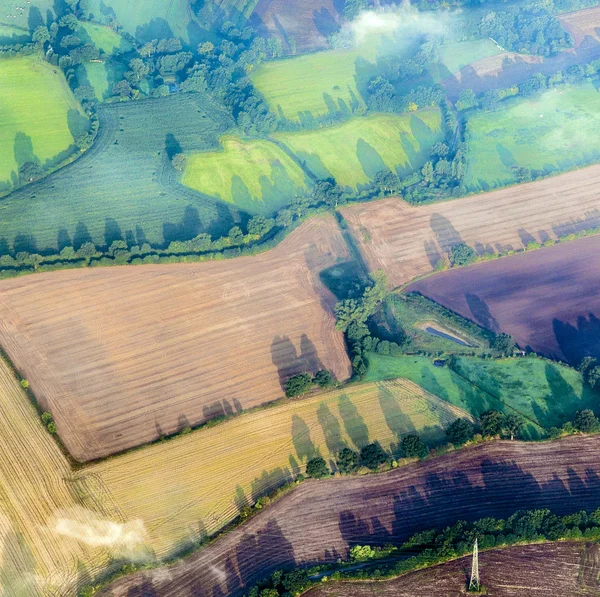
[313,369,334,388]
[47,422,57,434]
[284,373,313,397]
[19,379,29,389]
[336,447,359,474]
[574,409,600,433]
[492,333,515,356]
[350,545,377,561]
[41,412,53,425]
[446,418,474,445]
[360,443,388,470]
[401,435,428,459]
[306,457,329,479]
[450,243,476,266]
[480,409,505,437]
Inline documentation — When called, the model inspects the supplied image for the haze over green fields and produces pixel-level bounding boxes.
[182,136,310,213]
[275,110,443,187]
[465,81,600,191]
[0,55,88,192]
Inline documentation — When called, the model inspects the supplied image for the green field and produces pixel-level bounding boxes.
[275,111,443,187]
[0,93,235,252]
[0,55,88,192]
[0,0,55,30]
[432,39,502,81]
[251,50,371,122]
[83,0,198,42]
[77,60,125,101]
[464,81,600,191]
[182,136,310,214]
[365,354,598,438]
[0,23,29,43]
[79,22,132,54]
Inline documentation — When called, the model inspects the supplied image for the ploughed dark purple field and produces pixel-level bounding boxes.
[406,235,600,364]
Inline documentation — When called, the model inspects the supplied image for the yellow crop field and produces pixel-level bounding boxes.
[0,368,471,595]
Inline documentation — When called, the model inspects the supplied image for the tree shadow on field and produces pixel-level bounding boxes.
[291,415,316,463]
[553,313,600,365]
[270,335,324,391]
[465,293,499,333]
[313,8,340,39]
[104,218,123,247]
[13,132,38,169]
[338,394,369,449]
[127,579,157,597]
[73,221,93,250]
[251,467,293,502]
[378,384,416,444]
[163,205,204,245]
[430,213,464,253]
[57,228,72,251]
[518,228,536,247]
[13,234,37,254]
[317,402,346,455]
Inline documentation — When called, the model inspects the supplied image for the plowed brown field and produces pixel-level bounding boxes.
[251,0,341,52]
[0,215,351,462]
[341,164,600,288]
[308,542,600,596]
[100,436,600,597]
[559,6,600,47]
[406,234,600,364]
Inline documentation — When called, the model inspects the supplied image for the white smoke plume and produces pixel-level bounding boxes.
[344,2,459,50]
[53,514,147,550]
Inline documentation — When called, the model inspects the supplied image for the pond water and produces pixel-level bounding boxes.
[424,326,472,346]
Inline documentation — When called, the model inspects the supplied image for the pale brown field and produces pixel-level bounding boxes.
[308,542,600,597]
[0,215,351,462]
[454,51,542,81]
[340,164,600,288]
[559,6,600,47]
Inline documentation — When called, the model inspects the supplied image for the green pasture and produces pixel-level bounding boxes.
[251,50,371,122]
[0,94,234,252]
[83,0,194,41]
[275,111,443,187]
[182,136,309,214]
[0,55,88,192]
[365,354,597,438]
[464,81,600,191]
[0,23,29,43]
[78,60,126,101]
[79,22,132,54]
[0,0,54,30]
[431,39,502,81]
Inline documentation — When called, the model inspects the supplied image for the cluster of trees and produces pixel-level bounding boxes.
[304,442,392,479]
[579,357,600,389]
[334,271,402,376]
[548,408,600,438]
[469,4,572,56]
[284,370,334,398]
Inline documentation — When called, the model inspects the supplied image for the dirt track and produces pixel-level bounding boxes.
[101,436,600,596]
[0,216,351,461]
[340,164,600,289]
[308,542,600,596]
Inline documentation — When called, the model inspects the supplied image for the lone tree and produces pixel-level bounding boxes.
[401,435,428,459]
[360,443,388,470]
[336,447,359,474]
[313,370,334,388]
[574,409,600,433]
[306,457,329,478]
[446,418,475,445]
[480,410,505,437]
[492,333,516,356]
[450,243,476,266]
[284,373,313,397]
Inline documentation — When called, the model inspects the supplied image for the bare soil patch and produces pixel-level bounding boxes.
[559,6,600,47]
[101,435,600,596]
[0,216,351,462]
[308,542,600,596]
[407,235,600,364]
[340,164,600,289]
[251,0,342,53]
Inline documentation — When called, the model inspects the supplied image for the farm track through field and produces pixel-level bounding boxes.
[0,215,351,461]
[307,542,600,596]
[100,436,600,596]
[340,163,600,289]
